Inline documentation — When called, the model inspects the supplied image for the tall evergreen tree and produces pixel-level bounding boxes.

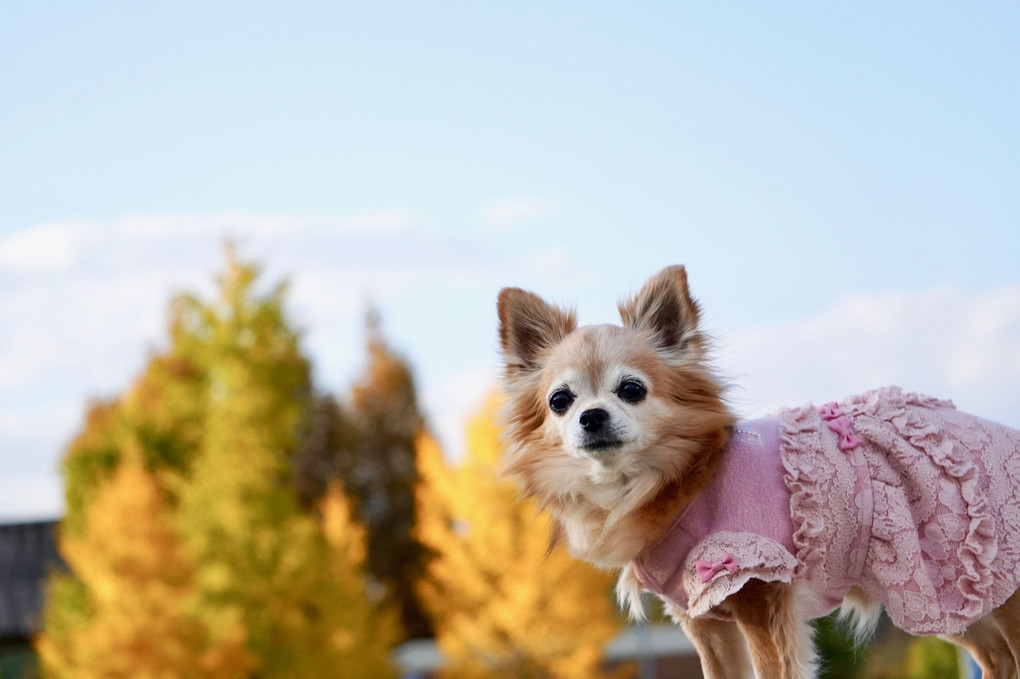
[338,310,432,640]
[291,393,358,508]
[416,395,628,679]
[41,248,400,677]
[173,253,398,677]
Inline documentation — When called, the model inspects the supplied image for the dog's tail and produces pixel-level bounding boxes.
[837,586,883,644]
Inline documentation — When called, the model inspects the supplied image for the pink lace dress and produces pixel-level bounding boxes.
[632,387,1020,635]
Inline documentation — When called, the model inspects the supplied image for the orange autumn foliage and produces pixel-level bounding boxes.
[36,454,254,678]
[417,395,630,679]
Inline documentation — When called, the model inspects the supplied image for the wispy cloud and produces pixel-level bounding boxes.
[717,287,1020,428]
[482,199,556,231]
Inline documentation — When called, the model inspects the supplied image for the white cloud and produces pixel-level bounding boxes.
[421,367,498,462]
[0,222,84,273]
[0,400,79,520]
[114,211,416,238]
[716,287,1020,428]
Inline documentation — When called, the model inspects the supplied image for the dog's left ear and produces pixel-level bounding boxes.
[619,265,704,362]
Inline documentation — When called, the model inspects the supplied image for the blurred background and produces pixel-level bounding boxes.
[1,2,1017,677]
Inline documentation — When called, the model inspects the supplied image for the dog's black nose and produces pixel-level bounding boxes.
[579,408,609,432]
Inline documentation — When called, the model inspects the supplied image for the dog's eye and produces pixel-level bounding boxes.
[616,380,647,404]
[548,389,575,415]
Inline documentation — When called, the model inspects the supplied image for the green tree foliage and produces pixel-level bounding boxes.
[172,254,398,677]
[901,637,959,679]
[815,613,868,679]
[815,614,963,679]
[40,248,399,678]
[861,629,960,679]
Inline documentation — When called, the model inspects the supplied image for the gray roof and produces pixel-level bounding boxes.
[0,520,64,639]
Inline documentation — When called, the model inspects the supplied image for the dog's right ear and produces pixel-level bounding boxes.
[497,287,576,376]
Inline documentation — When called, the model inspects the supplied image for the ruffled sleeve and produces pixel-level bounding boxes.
[682,531,798,618]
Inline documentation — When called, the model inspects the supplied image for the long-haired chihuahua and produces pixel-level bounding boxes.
[497,265,1020,679]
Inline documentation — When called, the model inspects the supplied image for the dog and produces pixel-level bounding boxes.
[496,265,1020,679]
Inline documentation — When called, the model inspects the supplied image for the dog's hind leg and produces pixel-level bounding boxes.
[941,617,1015,679]
[667,604,751,679]
[989,588,1020,674]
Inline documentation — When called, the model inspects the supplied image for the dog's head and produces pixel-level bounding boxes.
[497,266,732,507]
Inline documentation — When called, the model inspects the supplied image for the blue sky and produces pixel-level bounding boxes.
[2,3,1018,519]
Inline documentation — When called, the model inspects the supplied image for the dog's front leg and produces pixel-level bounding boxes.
[667,604,751,679]
[727,579,817,679]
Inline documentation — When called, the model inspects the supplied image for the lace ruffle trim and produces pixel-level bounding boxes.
[843,387,997,633]
[777,402,834,588]
[683,531,797,618]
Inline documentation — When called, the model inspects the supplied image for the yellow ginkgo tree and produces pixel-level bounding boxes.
[36,451,254,679]
[417,394,630,679]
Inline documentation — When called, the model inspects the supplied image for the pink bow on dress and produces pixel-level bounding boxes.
[827,415,862,450]
[818,402,862,451]
[695,552,739,583]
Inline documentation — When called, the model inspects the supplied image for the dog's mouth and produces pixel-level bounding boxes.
[581,436,624,455]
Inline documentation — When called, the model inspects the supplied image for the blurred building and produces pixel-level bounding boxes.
[0,520,63,678]
[393,623,703,679]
